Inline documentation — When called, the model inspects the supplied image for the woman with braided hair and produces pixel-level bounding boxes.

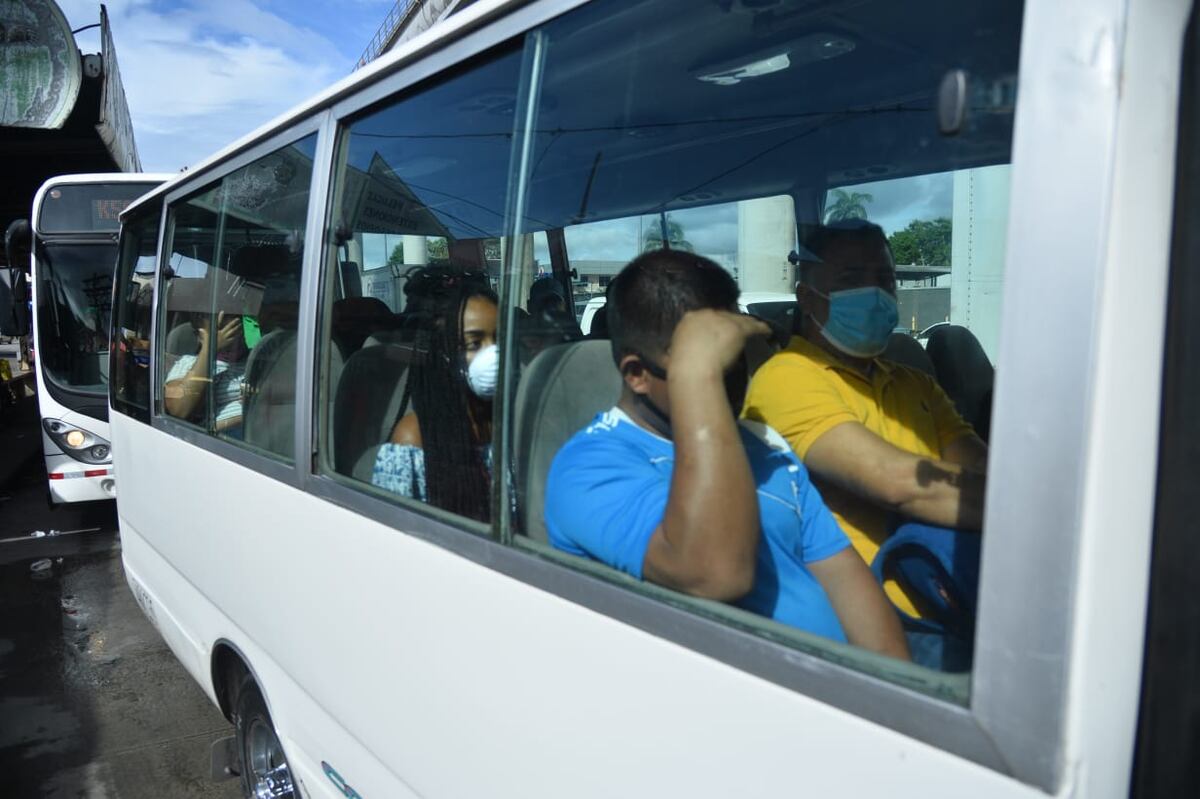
[371,265,498,522]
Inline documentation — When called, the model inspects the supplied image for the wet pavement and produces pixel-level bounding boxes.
[1,421,241,798]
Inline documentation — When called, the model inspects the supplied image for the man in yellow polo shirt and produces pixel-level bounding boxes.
[742,220,987,669]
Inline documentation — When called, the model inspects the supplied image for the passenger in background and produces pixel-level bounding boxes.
[163,311,247,433]
[529,276,583,339]
[545,250,909,659]
[527,276,570,320]
[515,278,582,363]
[372,266,497,521]
[742,220,987,670]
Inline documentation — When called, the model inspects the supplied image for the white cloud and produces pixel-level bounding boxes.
[836,172,955,235]
[57,0,359,172]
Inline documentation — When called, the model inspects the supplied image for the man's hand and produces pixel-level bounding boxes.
[669,309,771,379]
[195,312,241,354]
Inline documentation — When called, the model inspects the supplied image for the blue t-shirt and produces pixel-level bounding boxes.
[545,407,851,642]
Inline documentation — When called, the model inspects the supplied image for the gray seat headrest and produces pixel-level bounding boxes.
[925,325,994,438]
[243,330,298,457]
[513,340,623,544]
[165,322,198,356]
[883,332,936,376]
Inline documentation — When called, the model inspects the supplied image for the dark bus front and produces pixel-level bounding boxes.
[33,180,162,420]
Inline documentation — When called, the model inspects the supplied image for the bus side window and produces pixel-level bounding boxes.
[498,0,1020,688]
[112,201,161,423]
[158,133,316,462]
[317,45,522,527]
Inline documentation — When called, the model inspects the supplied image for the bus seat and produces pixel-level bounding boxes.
[242,330,298,455]
[883,332,936,376]
[513,340,622,544]
[333,344,412,480]
[165,322,198,356]
[744,332,778,380]
[331,297,396,359]
[363,328,407,349]
[925,325,995,440]
[353,444,383,485]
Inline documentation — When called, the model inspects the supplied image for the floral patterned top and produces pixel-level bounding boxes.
[370,443,493,501]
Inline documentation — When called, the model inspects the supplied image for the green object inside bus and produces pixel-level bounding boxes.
[242,316,262,348]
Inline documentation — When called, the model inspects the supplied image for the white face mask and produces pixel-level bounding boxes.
[466,343,499,399]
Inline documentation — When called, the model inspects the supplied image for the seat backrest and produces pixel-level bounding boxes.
[513,339,623,543]
[883,332,936,376]
[332,344,412,481]
[331,296,397,359]
[165,321,198,356]
[362,328,407,349]
[925,325,995,438]
[242,330,298,456]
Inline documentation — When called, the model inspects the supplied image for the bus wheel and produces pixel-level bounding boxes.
[235,675,297,799]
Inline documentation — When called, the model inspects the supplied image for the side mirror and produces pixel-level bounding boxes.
[1,219,31,337]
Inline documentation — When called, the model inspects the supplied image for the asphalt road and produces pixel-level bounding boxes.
[1,419,242,798]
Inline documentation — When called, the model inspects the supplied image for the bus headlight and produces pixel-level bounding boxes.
[42,419,112,464]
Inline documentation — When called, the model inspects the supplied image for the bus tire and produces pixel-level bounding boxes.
[234,674,298,799]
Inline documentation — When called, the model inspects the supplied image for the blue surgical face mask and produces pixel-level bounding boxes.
[812,286,898,358]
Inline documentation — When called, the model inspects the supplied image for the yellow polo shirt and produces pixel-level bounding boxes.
[742,335,976,617]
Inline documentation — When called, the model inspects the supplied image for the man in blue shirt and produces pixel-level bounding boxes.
[546,250,908,658]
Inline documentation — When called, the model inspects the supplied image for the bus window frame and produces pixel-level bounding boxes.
[150,115,326,490]
[117,0,1183,792]
[110,198,165,423]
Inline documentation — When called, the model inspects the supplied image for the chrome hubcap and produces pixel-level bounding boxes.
[248,718,295,799]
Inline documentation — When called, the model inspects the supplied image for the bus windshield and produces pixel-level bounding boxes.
[36,241,117,394]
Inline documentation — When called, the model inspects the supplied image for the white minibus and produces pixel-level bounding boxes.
[109,0,1198,796]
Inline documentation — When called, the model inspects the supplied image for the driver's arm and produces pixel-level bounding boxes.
[806,422,985,531]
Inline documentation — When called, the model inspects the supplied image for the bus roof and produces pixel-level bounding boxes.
[121,0,515,221]
[37,173,176,189]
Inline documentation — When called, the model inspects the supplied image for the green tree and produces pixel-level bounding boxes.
[642,216,694,253]
[824,189,873,223]
[427,237,449,261]
[387,243,404,265]
[887,217,952,266]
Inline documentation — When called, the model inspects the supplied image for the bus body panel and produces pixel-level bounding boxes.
[120,525,423,799]
[1052,0,1191,793]
[38,408,113,502]
[113,416,1045,799]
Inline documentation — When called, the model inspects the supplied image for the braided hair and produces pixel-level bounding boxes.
[398,265,497,521]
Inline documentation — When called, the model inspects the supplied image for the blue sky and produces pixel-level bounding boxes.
[59,0,397,173]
